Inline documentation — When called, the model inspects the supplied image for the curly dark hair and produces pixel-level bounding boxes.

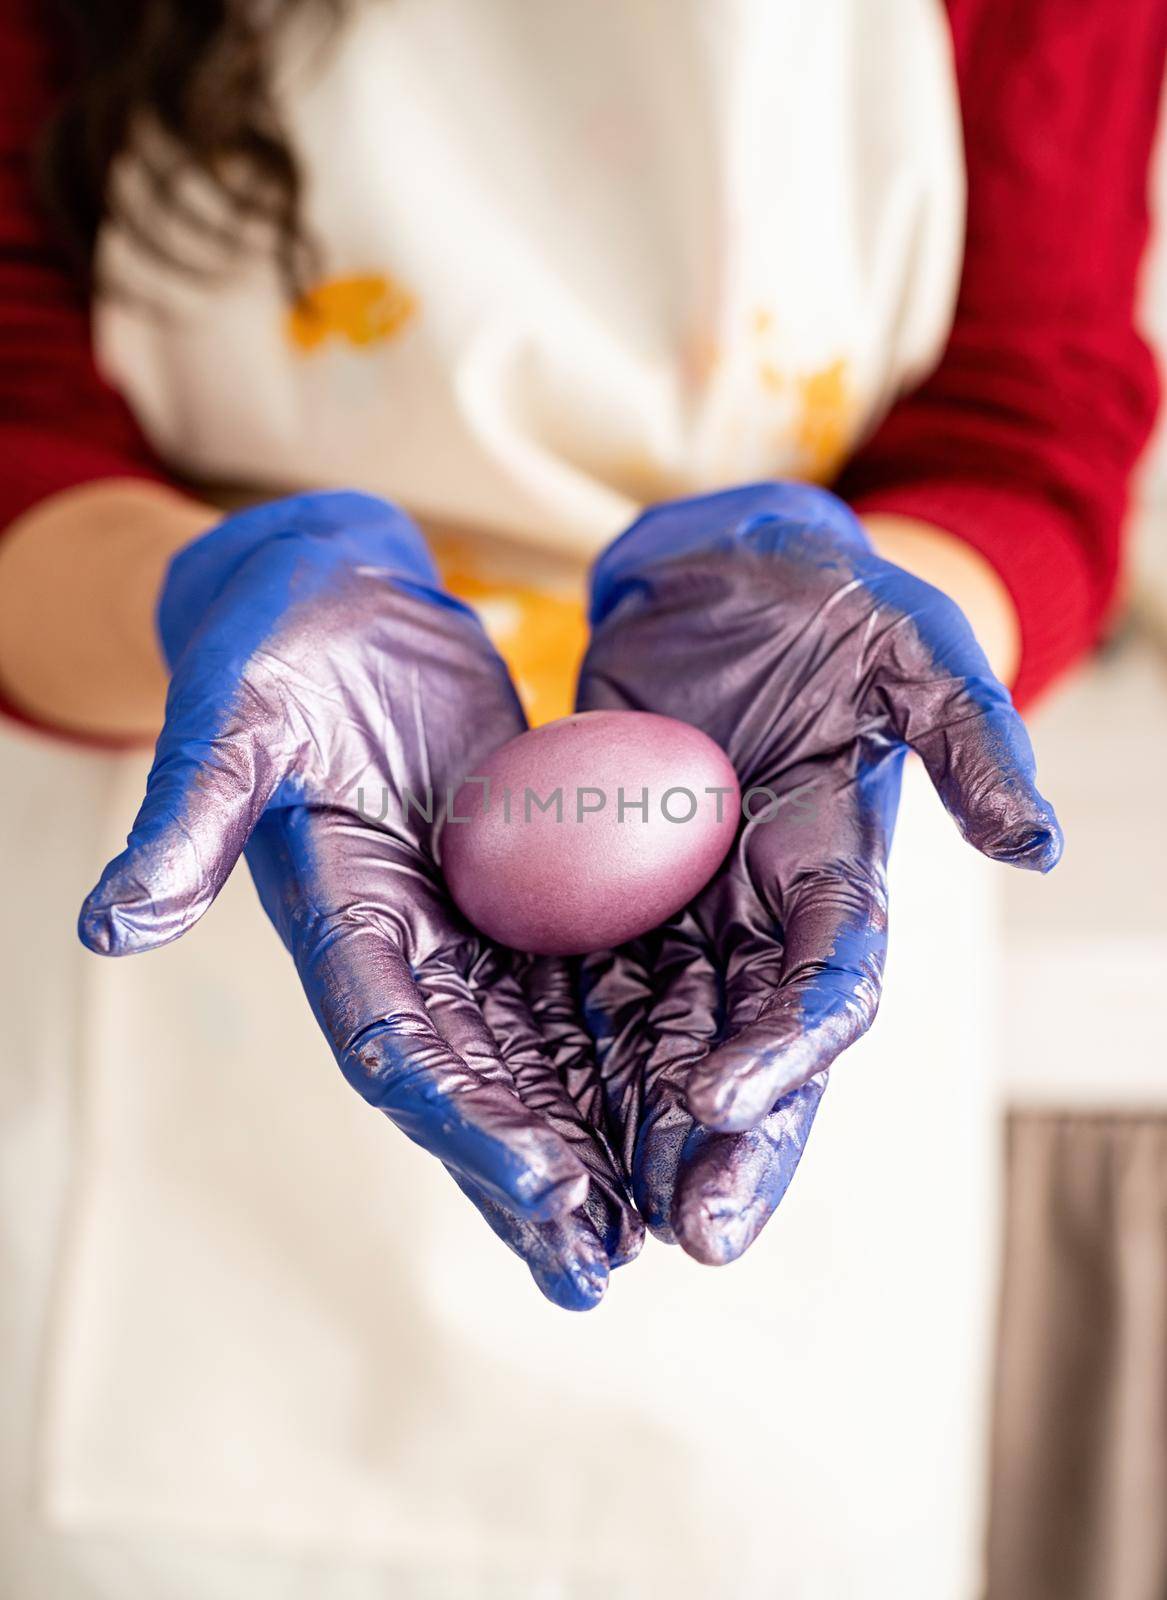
[38,0,340,296]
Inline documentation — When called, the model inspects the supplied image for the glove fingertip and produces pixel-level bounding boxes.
[685,1067,776,1134]
[531,1241,610,1311]
[78,880,168,956]
[78,848,215,956]
[448,1165,611,1311]
[77,895,196,956]
[963,784,1064,873]
[671,1132,779,1266]
[672,1196,759,1268]
[77,898,118,956]
[673,1079,826,1266]
[983,814,1064,873]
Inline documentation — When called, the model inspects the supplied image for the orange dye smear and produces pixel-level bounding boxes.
[287,273,419,353]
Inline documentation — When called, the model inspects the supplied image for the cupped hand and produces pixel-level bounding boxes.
[79,492,641,1308]
[576,483,1061,1265]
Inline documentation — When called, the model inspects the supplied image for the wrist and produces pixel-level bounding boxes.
[862,513,1021,686]
[592,481,868,625]
[0,479,214,741]
[159,491,443,666]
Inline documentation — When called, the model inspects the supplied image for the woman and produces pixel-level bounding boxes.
[0,0,1161,1595]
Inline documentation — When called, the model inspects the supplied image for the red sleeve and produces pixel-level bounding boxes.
[836,0,1166,707]
[0,0,166,534]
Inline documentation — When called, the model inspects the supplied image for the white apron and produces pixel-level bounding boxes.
[3,3,1006,1596]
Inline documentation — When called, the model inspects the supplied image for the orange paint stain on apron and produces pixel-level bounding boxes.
[795,357,852,482]
[286,273,419,352]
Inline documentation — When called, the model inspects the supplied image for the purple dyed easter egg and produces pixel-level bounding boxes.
[441,711,740,955]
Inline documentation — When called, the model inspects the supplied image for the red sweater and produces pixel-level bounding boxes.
[1,0,1163,711]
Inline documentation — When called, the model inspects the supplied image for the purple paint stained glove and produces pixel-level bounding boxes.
[79,492,642,1309]
[577,483,1062,1265]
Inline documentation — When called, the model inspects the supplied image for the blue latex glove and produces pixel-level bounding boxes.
[79,492,642,1309]
[576,482,1062,1264]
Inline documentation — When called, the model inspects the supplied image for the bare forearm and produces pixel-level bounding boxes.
[862,513,1021,686]
[0,480,215,740]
